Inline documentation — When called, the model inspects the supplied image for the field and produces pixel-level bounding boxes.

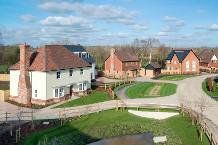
[22,108,210,145]
[126,82,177,99]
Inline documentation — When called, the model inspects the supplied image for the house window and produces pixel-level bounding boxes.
[79,83,87,91]
[175,67,177,70]
[80,69,84,75]
[172,67,173,70]
[117,71,118,73]
[34,90,38,97]
[54,88,64,98]
[212,60,216,64]
[168,60,170,63]
[130,62,132,65]
[192,61,196,71]
[69,69,73,77]
[172,60,173,62]
[82,53,86,58]
[178,68,180,70]
[79,53,81,58]
[174,61,176,64]
[55,89,58,98]
[57,71,61,79]
[125,63,127,66]
[86,53,89,58]
[136,62,137,65]
[127,73,129,75]
[168,66,171,70]
[186,61,189,71]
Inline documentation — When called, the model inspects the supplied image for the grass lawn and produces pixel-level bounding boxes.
[126,82,177,99]
[54,82,140,108]
[202,81,218,102]
[158,75,198,81]
[22,108,209,145]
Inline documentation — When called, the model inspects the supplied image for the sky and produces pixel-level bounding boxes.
[0,0,218,48]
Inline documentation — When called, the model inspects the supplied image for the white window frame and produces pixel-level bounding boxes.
[186,61,189,71]
[79,83,87,91]
[86,53,89,58]
[54,88,64,98]
[168,66,171,70]
[79,53,81,58]
[57,71,61,79]
[174,61,176,64]
[69,69,73,77]
[34,89,38,98]
[192,61,196,71]
[172,60,173,62]
[80,69,84,75]
[168,60,170,63]
[172,67,173,70]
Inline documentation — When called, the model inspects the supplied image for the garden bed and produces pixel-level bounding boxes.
[0,117,81,145]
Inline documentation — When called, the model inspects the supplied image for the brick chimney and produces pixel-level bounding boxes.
[110,48,115,73]
[75,42,80,46]
[18,42,31,104]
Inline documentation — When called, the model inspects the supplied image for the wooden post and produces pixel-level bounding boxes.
[124,80,125,84]
[204,120,206,133]
[137,103,138,111]
[79,107,80,118]
[210,130,212,144]
[189,107,191,117]
[98,104,99,113]
[115,82,116,87]
[116,102,118,111]
[61,118,62,125]
[59,110,61,120]
[181,104,183,113]
[192,116,194,125]
[31,111,34,129]
[6,112,7,122]
[16,130,18,142]
[119,81,120,86]
[113,91,114,99]
[197,114,199,124]
[200,127,203,141]
[130,78,131,83]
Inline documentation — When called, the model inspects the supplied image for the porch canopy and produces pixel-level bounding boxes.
[128,66,137,71]
[51,85,66,89]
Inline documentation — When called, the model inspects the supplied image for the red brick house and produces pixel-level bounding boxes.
[165,49,199,74]
[198,52,218,70]
[9,43,92,105]
[105,48,140,78]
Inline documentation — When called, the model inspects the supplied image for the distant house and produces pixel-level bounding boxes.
[165,49,199,74]
[144,62,162,77]
[63,43,96,80]
[198,52,218,70]
[9,43,92,105]
[105,48,140,78]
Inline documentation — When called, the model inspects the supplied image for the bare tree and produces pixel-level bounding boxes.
[50,39,74,45]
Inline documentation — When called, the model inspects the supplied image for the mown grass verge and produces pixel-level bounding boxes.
[157,75,198,81]
[22,108,210,145]
[126,82,177,99]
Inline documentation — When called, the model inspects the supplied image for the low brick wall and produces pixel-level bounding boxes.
[0,90,10,101]
[0,74,10,81]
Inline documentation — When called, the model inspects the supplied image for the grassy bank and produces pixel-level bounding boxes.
[157,75,198,81]
[22,108,209,145]
[126,82,177,99]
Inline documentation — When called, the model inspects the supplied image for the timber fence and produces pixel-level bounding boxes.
[0,74,10,81]
[1,102,218,144]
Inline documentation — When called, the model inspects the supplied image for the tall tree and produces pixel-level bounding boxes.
[50,39,74,45]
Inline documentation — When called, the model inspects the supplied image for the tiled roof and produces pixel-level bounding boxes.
[9,45,91,71]
[198,52,218,63]
[115,51,140,62]
[149,62,162,69]
[166,49,198,63]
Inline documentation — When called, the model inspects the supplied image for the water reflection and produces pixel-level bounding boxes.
[89,133,154,145]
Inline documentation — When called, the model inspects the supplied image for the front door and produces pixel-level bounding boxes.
[70,85,74,96]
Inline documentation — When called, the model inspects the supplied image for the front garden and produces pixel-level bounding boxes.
[202,77,218,101]
[21,108,210,145]
[54,81,140,108]
[157,75,198,81]
[126,82,177,99]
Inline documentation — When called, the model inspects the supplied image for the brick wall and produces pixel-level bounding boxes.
[105,55,111,70]
[122,61,140,71]
[199,62,208,67]
[208,60,218,68]
[166,54,181,71]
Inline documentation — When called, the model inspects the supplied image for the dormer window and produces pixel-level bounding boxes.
[82,53,86,58]
[212,60,216,64]
[79,53,81,58]
[86,53,89,58]
[57,71,61,79]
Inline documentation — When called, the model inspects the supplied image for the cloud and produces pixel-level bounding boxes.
[99,33,130,38]
[38,2,139,25]
[209,24,218,31]
[175,20,186,26]
[195,24,218,31]
[129,22,149,30]
[38,16,94,26]
[99,27,108,31]
[197,10,206,13]
[162,16,178,21]
[154,31,170,36]
[19,14,36,23]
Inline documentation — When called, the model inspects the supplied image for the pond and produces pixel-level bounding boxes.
[88,133,154,145]
[0,81,9,90]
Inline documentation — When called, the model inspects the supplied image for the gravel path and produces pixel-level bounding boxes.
[116,82,146,100]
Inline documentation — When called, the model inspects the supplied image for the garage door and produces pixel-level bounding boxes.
[146,70,153,77]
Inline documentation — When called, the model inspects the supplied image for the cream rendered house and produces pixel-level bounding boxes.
[9,44,91,105]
